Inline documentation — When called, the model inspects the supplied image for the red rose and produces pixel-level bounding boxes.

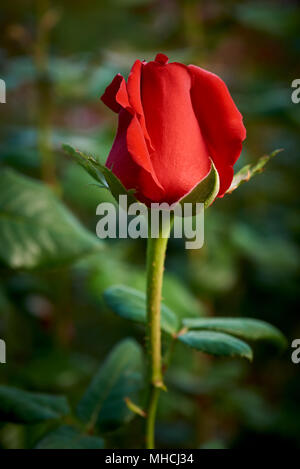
[101,53,246,206]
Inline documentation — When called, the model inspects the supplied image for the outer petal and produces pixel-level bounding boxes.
[127,114,164,191]
[127,60,154,151]
[105,110,164,204]
[141,59,211,204]
[127,61,144,117]
[105,110,138,188]
[102,70,164,203]
[101,74,130,113]
[188,65,246,196]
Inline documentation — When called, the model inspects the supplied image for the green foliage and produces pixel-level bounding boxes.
[104,286,286,359]
[36,425,104,449]
[163,274,206,318]
[82,248,206,317]
[102,282,287,367]
[231,223,299,273]
[178,331,253,361]
[182,317,287,348]
[104,285,179,335]
[77,339,144,432]
[0,386,70,424]
[0,169,101,269]
[235,3,299,36]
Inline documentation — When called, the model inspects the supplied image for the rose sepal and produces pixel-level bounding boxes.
[226,149,282,194]
[177,159,220,214]
[62,144,138,205]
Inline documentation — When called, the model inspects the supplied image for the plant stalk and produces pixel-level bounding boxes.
[35,0,57,187]
[145,216,171,449]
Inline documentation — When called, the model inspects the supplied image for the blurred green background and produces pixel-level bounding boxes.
[0,0,300,449]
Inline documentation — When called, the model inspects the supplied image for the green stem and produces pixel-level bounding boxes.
[145,218,171,449]
[145,387,160,449]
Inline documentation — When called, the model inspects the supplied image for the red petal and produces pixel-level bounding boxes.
[127,60,154,151]
[106,110,164,204]
[101,74,130,113]
[127,114,164,191]
[141,61,211,203]
[188,65,246,196]
[155,53,169,65]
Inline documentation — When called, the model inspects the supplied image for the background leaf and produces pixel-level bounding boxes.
[178,331,253,360]
[0,386,70,424]
[0,169,101,269]
[183,317,287,347]
[36,425,104,449]
[77,338,144,432]
[103,285,179,335]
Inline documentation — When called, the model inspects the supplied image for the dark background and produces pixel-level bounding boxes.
[0,0,299,449]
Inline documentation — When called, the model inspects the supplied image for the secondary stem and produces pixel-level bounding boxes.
[35,0,57,187]
[145,218,170,449]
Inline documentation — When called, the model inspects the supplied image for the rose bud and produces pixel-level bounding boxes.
[101,53,246,206]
